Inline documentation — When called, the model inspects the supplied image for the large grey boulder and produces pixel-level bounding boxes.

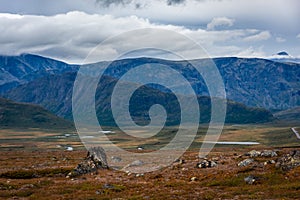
[66,147,108,178]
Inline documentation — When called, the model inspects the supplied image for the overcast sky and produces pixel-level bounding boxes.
[0,0,299,63]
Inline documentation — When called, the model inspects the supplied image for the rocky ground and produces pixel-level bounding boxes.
[0,147,299,199]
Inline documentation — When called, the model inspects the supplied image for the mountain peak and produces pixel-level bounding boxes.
[276,51,289,56]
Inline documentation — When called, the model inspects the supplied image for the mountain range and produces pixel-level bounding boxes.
[1,54,300,126]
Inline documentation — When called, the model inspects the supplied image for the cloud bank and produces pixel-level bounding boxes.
[0,0,299,62]
[0,12,281,63]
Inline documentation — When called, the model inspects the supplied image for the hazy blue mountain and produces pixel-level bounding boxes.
[1,54,300,112]
[81,57,300,110]
[0,54,78,93]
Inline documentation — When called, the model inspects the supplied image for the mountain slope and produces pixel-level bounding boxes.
[82,57,300,110]
[4,72,273,124]
[274,106,300,122]
[0,54,78,93]
[0,97,73,129]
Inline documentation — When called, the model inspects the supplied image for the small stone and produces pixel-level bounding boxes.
[136,173,144,177]
[51,157,58,161]
[190,177,197,181]
[103,183,115,189]
[95,190,102,195]
[244,175,257,185]
[270,160,276,164]
[238,158,254,167]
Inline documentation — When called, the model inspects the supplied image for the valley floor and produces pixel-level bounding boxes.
[0,148,300,199]
[0,125,300,199]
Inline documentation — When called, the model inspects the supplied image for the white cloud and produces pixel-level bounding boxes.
[297,34,300,39]
[276,37,286,43]
[0,12,294,63]
[235,46,266,58]
[243,31,271,42]
[207,17,234,30]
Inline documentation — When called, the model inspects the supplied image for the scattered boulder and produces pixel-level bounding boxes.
[261,150,277,157]
[196,159,217,168]
[66,146,108,178]
[246,150,261,158]
[244,175,258,185]
[238,158,254,167]
[190,177,197,182]
[276,150,300,171]
[245,149,278,158]
[264,160,276,166]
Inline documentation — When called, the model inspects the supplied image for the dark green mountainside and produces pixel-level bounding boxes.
[0,98,73,129]
[4,73,273,125]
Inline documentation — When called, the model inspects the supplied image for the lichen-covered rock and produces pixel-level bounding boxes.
[238,158,254,167]
[196,159,217,168]
[276,150,300,171]
[66,146,108,178]
[244,175,258,185]
[246,150,261,158]
[261,150,278,157]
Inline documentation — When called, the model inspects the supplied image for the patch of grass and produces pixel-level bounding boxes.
[0,182,18,190]
[15,190,34,197]
[0,168,72,179]
[204,175,243,187]
[164,180,185,188]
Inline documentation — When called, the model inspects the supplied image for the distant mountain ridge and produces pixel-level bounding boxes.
[1,54,300,112]
[79,57,300,110]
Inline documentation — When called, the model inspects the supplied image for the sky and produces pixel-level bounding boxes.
[0,0,299,63]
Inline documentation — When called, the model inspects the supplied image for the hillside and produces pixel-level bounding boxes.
[4,73,273,124]
[82,57,300,110]
[274,107,300,122]
[0,97,73,129]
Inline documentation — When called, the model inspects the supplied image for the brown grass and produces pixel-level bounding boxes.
[0,148,299,199]
[1,125,300,199]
